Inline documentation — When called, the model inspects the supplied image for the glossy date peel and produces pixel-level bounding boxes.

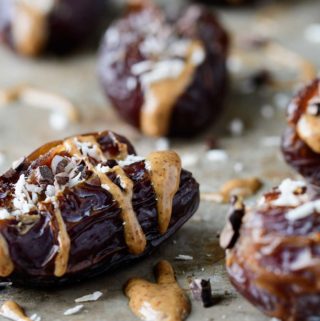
[222,179,320,321]
[0,130,199,287]
[282,78,320,186]
[98,2,228,138]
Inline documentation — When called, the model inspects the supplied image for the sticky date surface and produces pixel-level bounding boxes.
[98,4,228,137]
[0,131,199,286]
[226,188,320,321]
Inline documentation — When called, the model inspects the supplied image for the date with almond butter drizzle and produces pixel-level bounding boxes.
[125,260,191,321]
[0,130,199,286]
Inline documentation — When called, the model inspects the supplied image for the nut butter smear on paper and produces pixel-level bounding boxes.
[125,260,191,321]
[0,301,32,321]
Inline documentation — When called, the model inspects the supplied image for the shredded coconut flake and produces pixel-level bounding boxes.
[261,136,281,147]
[181,154,199,167]
[49,112,69,131]
[286,199,320,221]
[96,164,110,174]
[206,150,229,162]
[155,138,170,151]
[271,179,307,207]
[30,313,42,321]
[229,118,244,137]
[290,249,319,271]
[63,305,84,316]
[131,60,154,76]
[75,291,103,303]
[140,60,185,86]
[0,209,11,220]
[118,155,145,167]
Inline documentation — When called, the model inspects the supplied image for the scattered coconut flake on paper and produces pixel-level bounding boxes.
[63,305,84,316]
[206,150,229,162]
[228,118,244,137]
[155,137,170,151]
[305,24,320,43]
[181,154,199,167]
[261,136,281,147]
[30,313,42,321]
[75,291,103,303]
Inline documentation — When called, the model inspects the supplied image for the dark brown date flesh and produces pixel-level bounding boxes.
[0,130,199,287]
[282,78,320,186]
[225,183,320,321]
[98,3,228,138]
[0,0,106,55]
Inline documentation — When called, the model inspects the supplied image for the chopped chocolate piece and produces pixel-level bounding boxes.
[52,156,69,174]
[248,69,272,90]
[189,279,215,308]
[200,279,215,308]
[35,166,54,185]
[55,175,69,186]
[219,196,245,249]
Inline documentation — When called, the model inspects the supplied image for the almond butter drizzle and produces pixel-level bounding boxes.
[53,207,70,277]
[0,301,32,321]
[0,233,14,277]
[297,114,320,153]
[140,41,204,137]
[63,135,147,255]
[146,151,181,234]
[12,2,52,56]
[125,260,191,321]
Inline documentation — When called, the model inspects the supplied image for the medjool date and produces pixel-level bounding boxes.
[98,2,228,138]
[223,178,320,321]
[0,0,106,56]
[0,130,199,287]
[282,78,320,186]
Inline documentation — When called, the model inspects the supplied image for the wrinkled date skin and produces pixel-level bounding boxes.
[0,130,199,287]
[282,79,320,186]
[0,0,106,55]
[225,187,320,321]
[98,3,228,138]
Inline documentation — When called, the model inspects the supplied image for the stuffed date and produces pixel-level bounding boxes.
[221,179,320,321]
[282,78,320,186]
[0,130,199,286]
[0,0,105,56]
[98,1,228,138]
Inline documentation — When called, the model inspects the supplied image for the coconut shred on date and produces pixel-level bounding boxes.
[0,130,199,286]
[222,178,320,321]
[282,78,320,186]
[98,1,228,138]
